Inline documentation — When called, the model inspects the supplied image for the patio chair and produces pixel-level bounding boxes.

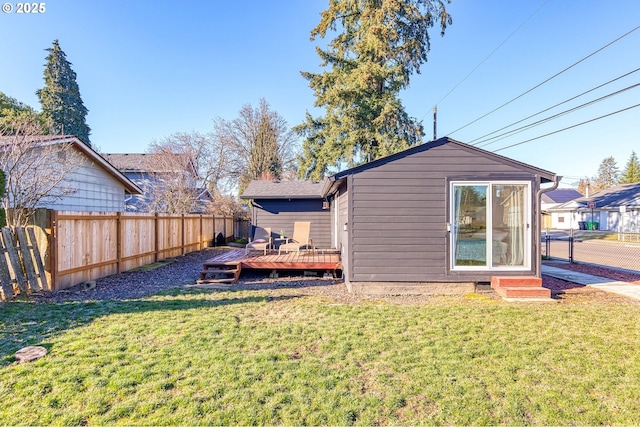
[278,221,313,255]
[245,227,272,255]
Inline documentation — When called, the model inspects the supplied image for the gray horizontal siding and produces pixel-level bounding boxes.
[349,142,539,283]
[253,199,332,249]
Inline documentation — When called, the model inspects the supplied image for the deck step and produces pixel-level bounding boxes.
[200,268,239,275]
[199,261,241,284]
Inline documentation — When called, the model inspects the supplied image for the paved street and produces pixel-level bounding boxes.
[545,236,640,272]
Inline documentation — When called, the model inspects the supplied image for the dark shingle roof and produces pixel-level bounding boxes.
[103,153,195,174]
[241,180,326,199]
[573,182,640,209]
[541,188,583,204]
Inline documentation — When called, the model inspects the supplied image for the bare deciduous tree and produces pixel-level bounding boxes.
[149,131,238,198]
[0,111,83,227]
[212,98,298,195]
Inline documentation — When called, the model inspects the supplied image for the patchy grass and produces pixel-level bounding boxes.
[1,289,640,425]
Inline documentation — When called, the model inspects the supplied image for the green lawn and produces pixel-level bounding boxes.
[1,288,640,426]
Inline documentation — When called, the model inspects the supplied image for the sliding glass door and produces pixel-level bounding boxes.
[451,182,530,270]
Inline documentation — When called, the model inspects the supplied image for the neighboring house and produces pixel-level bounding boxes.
[541,188,583,229]
[245,137,559,294]
[549,182,640,231]
[240,180,331,248]
[0,135,141,212]
[103,153,212,213]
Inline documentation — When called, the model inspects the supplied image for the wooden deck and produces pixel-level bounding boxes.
[197,249,342,285]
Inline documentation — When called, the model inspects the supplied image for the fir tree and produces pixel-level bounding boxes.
[296,0,451,179]
[619,151,640,184]
[36,40,91,145]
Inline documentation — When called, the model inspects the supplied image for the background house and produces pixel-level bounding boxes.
[240,180,331,249]
[1,135,141,212]
[541,188,583,229]
[103,153,211,213]
[549,182,640,231]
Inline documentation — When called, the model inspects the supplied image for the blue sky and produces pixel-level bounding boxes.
[1,0,639,187]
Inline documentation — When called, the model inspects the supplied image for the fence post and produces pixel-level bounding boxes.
[568,228,574,263]
[154,213,159,263]
[181,214,186,256]
[199,215,203,250]
[50,210,58,290]
[544,232,550,259]
[116,212,122,274]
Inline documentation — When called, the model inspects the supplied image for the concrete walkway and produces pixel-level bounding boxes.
[542,265,640,301]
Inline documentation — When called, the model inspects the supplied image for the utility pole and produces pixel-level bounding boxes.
[433,106,437,141]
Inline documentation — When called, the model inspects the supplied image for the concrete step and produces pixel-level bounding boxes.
[494,286,551,299]
[491,276,542,288]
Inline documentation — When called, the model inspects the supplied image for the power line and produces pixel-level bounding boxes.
[444,24,640,137]
[425,0,550,114]
[475,82,640,148]
[492,103,640,153]
[468,68,640,146]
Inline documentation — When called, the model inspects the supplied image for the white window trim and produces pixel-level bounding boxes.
[450,180,531,271]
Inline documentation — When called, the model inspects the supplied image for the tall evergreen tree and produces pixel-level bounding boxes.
[296,0,451,179]
[36,40,91,145]
[619,151,640,184]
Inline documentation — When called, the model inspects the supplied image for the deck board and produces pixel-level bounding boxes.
[204,249,342,273]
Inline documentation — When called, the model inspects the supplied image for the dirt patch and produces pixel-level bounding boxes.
[20,248,640,305]
[544,261,640,284]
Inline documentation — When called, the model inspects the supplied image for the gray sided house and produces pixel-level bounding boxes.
[103,153,211,213]
[0,135,141,212]
[241,180,331,249]
[322,137,558,294]
[549,182,640,231]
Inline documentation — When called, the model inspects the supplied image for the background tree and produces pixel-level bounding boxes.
[618,151,640,184]
[36,39,91,146]
[136,147,200,214]
[296,0,452,179]
[0,111,83,228]
[576,177,591,196]
[212,98,298,194]
[0,92,48,133]
[149,131,236,196]
[592,156,619,191]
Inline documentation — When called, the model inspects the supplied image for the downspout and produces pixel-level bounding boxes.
[535,175,562,278]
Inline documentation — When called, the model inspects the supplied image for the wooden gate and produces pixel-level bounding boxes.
[0,227,48,301]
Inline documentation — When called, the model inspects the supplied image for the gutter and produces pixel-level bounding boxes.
[535,175,562,278]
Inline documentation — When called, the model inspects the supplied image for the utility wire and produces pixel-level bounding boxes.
[475,82,640,147]
[492,103,640,153]
[468,67,640,145]
[424,0,550,116]
[444,24,640,137]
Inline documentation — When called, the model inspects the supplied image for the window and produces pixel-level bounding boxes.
[451,181,530,270]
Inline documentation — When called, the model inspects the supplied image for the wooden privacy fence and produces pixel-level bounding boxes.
[0,227,48,301]
[49,211,233,290]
